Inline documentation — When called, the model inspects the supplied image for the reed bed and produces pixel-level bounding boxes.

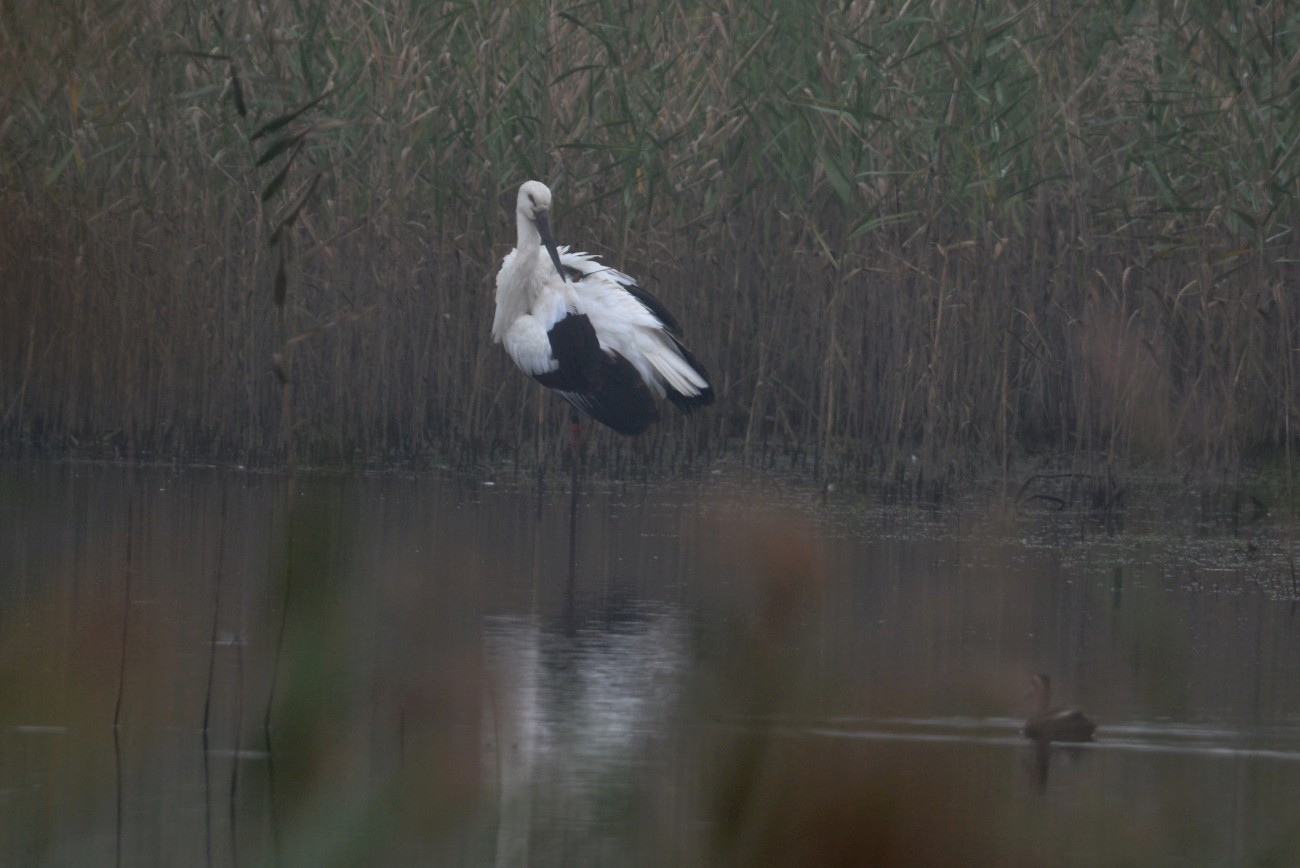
[2,0,1298,483]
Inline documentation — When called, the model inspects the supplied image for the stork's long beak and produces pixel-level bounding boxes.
[534,211,566,282]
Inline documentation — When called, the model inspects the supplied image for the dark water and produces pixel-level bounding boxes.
[2,462,1299,866]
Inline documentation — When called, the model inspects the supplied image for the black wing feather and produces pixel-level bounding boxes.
[622,282,683,336]
[611,278,714,414]
[663,337,715,414]
[530,312,661,435]
[532,313,604,392]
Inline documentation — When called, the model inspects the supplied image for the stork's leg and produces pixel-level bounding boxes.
[569,413,582,463]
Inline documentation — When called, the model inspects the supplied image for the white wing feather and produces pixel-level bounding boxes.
[496,243,707,399]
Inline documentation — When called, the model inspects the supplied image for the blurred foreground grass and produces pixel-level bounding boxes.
[7,465,1296,866]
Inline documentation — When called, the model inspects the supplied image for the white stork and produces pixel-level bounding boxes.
[492,180,714,436]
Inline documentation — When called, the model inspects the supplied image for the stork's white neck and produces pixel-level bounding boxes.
[516,209,541,254]
[491,212,545,344]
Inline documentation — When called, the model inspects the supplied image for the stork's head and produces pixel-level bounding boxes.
[517,180,552,220]
[517,180,565,281]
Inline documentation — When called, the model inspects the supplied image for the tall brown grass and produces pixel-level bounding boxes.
[2,0,1298,485]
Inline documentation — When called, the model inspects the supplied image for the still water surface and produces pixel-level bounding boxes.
[1,462,1298,866]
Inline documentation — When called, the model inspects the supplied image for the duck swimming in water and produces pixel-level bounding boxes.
[1023,673,1096,742]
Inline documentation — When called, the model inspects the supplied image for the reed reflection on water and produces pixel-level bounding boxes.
[1,462,1299,866]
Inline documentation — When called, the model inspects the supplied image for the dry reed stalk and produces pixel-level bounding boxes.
[0,0,1297,492]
